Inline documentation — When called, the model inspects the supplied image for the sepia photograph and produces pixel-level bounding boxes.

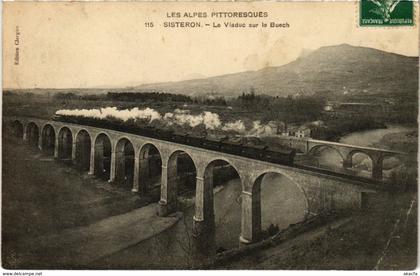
[2,1,419,271]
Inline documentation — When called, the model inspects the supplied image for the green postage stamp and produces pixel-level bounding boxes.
[360,0,414,26]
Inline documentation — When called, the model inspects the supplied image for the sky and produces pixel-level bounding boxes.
[4,1,419,89]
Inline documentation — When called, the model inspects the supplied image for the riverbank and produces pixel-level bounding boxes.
[215,190,417,270]
[198,211,352,269]
[11,204,181,269]
[1,137,157,269]
[340,124,417,149]
[374,129,418,154]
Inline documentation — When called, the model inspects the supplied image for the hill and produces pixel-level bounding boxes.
[130,44,418,98]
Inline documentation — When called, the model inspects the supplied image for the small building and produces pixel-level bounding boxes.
[323,104,334,112]
[295,129,309,138]
[295,127,311,138]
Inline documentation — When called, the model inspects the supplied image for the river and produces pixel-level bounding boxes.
[91,173,307,269]
[339,124,415,147]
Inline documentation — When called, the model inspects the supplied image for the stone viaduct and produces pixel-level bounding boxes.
[6,117,382,244]
[273,136,406,180]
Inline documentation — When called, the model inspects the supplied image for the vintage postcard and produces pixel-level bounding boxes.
[2,0,418,271]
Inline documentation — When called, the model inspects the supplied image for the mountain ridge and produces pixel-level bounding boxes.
[6,44,418,98]
[128,43,418,98]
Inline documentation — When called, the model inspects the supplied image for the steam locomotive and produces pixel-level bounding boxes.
[52,115,296,166]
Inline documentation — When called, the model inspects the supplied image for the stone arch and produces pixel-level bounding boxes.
[193,159,242,240]
[255,171,309,228]
[26,122,40,147]
[75,129,91,171]
[241,170,309,243]
[251,170,309,204]
[159,150,197,216]
[94,133,112,180]
[308,145,345,167]
[138,143,163,197]
[348,150,373,163]
[114,137,135,190]
[347,150,373,177]
[381,154,403,169]
[93,131,113,146]
[204,157,242,187]
[57,127,73,160]
[11,120,24,139]
[169,150,198,193]
[41,124,56,155]
[378,153,404,180]
[204,158,242,188]
[381,154,404,180]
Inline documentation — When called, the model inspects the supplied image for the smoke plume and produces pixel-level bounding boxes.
[55,107,281,135]
[56,107,162,122]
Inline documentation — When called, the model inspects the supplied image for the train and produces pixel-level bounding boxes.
[52,114,296,166]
